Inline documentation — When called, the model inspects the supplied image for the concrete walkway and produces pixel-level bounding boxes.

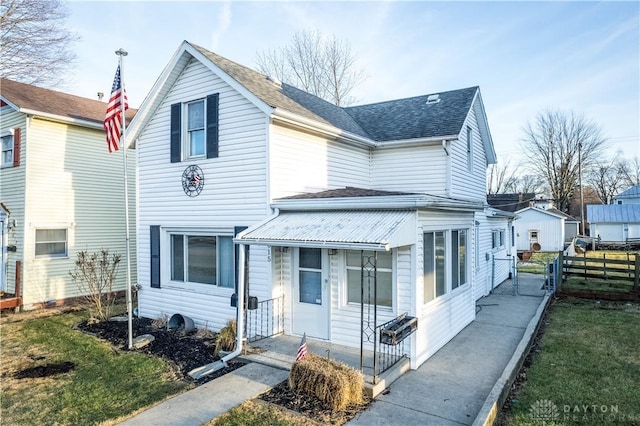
[348,273,548,426]
[119,273,548,426]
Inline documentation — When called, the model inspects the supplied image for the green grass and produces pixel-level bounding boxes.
[504,298,640,425]
[518,251,558,274]
[0,310,188,425]
[211,401,300,426]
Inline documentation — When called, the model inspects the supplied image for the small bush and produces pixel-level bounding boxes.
[215,320,237,354]
[289,353,364,411]
[69,249,121,321]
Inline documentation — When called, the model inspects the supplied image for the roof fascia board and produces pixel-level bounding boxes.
[0,97,19,111]
[236,238,390,251]
[185,43,274,117]
[272,195,484,212]
[272,108,375,148]
[460,89,497,165]
[20,109,103,130]
[375,135,459,149]
[126,41,193,145]
[515,207,565,220]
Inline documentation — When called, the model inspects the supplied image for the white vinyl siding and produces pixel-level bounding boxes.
[136,59,270,329]
[414,210,475,367]
[0,110,25,297]
[371,144,448,195]
[15,117,137,307]
[450,101,487,202]
[514,209,565,252]
[269,125,369,199]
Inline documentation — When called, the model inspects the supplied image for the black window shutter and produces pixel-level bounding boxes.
[150,226,161,288]
[206,93,219,159]
[13,128,21,167]
[170,103,181,163]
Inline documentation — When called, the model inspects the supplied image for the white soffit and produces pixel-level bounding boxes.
[237,210,416,251]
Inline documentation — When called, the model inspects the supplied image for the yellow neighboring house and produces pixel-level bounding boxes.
[0,78,136,310]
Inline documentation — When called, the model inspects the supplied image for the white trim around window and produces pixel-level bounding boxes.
[1,130,14,167]
[34,228,68,258]
[162,227,235,294]
[341,249,395,311]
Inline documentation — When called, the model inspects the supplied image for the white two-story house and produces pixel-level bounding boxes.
[127,41,513,371]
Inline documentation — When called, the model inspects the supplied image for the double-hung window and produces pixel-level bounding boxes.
[346,250,393,307]
[451,230,467,290]
[170,233,234,288]
[35,229,68,258]
[1,132,14,167]
[186,100,205,157]
[424,229,469,303]
[170,94,219,163]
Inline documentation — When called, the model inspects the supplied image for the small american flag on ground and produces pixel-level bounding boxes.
[295,333,308,362]
[104,65,129,153]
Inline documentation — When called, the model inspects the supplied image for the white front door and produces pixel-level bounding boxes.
[292,247,329,339]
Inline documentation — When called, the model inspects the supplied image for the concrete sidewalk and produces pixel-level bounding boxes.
[119,274,548,425]
[348,273,549,425]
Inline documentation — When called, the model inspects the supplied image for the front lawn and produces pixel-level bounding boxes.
[0,308,188,425]
[502,298,640,425]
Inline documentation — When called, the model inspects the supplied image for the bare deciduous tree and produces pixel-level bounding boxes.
[521,110,606,212]
[586,155,626,204]
[486,161,519,195]
[619,156,640,187]
[1,0,77,87]
[256,29,367,106]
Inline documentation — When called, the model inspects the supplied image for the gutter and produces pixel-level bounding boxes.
[272,108,375,148]
[21,108,104,130]
[188,243,246,380]
[272,195,485,212]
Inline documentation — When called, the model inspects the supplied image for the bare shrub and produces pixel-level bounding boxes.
[215,320,237,354]
[289,353,364,410]
[151,313,168,329]
[69,249,121,321]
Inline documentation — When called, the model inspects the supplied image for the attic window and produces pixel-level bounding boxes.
[426,94,440,104]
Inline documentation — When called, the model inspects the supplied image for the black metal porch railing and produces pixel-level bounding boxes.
[372,315,414,380]
[246,295,285,343]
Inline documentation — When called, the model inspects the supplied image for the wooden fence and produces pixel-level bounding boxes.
[555,251,640,295]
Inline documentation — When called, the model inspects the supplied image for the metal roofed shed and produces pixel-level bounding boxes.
[236,210,416,251]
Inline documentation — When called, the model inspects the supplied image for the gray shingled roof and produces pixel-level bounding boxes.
[280,187,417,200]
[345,87,478,141]
[587,204,640,223]
[0,78,136,124]
[191,42,477,142]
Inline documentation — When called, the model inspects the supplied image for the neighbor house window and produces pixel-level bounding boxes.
[529,230,539,243]
[1,132,13,166]
[170,94,219,163]
[35,229,67,258]
[170,233,234,287]
[451,230,468,290]
[346,250,393,307]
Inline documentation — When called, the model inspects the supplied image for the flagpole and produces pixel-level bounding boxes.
[116,48,134,350]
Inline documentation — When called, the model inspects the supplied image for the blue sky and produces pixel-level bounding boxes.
[65,1,640,164]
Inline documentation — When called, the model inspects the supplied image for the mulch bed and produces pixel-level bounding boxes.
[75,317,246,384]
[77,317,369,423]
[260,380,371,425]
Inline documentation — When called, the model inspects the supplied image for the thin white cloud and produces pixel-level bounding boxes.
[210,1,232,51]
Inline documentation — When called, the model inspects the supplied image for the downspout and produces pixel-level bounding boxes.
[188,243,246,380]
[444,140,452,197]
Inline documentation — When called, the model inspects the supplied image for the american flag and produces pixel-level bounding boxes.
[295,333,308,362]
[192,174,201,186]
[104,65,129,153]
